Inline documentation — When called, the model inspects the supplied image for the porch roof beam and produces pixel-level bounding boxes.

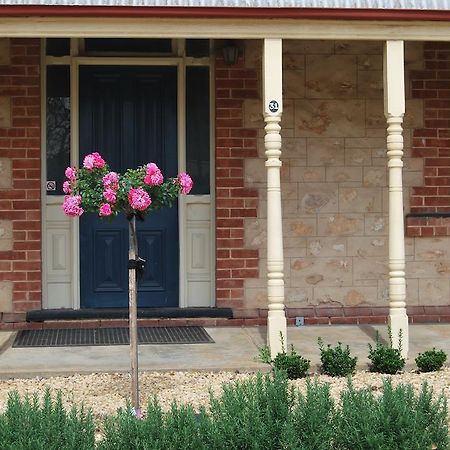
[0,17,449,41]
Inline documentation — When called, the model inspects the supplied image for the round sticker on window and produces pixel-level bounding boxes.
[46,180,57,191]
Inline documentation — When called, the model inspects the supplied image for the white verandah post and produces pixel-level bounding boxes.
[384,40,409,358]
[263,38,287,357]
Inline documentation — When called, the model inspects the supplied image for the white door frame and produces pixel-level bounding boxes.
[42,39,215,310]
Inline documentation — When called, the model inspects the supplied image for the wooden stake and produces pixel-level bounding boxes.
[128,215,140,413]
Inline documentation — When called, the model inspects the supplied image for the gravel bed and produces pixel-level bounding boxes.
[0,368,448,421]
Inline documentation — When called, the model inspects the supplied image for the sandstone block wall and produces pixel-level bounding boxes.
[236,39,450,322]
[0,38,41,322]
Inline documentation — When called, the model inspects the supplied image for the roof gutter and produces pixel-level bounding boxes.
[0,5,449,21]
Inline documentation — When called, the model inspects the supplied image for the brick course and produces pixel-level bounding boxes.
[0,38,41,321]
[215,46,260,309]
[407,42,450,236]
[1,306,449,331]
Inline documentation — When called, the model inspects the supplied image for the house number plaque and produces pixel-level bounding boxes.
[268,100,279,113]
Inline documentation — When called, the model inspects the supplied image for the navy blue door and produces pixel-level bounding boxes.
[79,66,178,308]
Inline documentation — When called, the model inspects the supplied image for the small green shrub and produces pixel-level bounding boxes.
[415,348,447,373]
[257,334,310,380]
[0,388,95,450]
[368,329,405,374]
[318,337,357,377]
[272,346,311,380]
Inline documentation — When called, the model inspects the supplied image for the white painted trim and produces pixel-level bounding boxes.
[175,38,185,57]
[178,58,188,308]
[45,56,71,65]
[71,53,190,310]
[73,56,183,65]
[40,38,48,309]
[71,58,80,309]
[42,42,213,310]
[70,38,80,56]
[186,195,211,205]
[209,42,216,307]
[0,18,449,41]
[184,57,210,66]
[42,42,75,310]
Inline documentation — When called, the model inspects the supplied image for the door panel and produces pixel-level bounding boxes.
[93,228,125,293]
[138,229,165,290]
[79,66,178,308]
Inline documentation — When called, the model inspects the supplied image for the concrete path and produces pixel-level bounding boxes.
[0,324,448,378]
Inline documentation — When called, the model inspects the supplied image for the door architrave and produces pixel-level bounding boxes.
[71,56,186,309]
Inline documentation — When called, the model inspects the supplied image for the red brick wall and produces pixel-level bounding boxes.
[0,38,41,321]
[406,42,450,237]
[215,46,260,315]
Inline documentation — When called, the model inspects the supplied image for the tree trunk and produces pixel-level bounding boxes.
[128,215,140,414]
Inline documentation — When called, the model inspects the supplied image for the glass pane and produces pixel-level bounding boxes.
[46,66,70,196]
[186,39,210,58]
[84,39,172,54]
[46,38,70,56]
[186,66,210,195]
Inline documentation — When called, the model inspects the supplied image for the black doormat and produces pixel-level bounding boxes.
[13,326,214,348]
[26,307,233,322]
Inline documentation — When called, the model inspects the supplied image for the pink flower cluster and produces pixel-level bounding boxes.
[99,203,112,217]
[65,166,76,181]
[63,181,71,194]
[177,172,193,195]
[103,189,116,204]
[63,164,82,215]
[63,166,77,194]
[62,152,193,219]
[102,171,119,213]
[128,188,152,211]
[83,152,106,170]
[103,171,119,189]
[144,163,163,186]
[62,195,84,217]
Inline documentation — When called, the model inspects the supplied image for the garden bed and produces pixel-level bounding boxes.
[0,369,448,449]
[0,368,448,420]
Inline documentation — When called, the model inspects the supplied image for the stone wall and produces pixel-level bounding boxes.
[0,38,41,322]
[240,39,450,323]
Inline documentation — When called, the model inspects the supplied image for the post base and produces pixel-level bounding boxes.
[388,312,409,359]
[267,311,287,358]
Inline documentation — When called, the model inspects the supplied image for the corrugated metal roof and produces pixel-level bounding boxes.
[0,0,448,9]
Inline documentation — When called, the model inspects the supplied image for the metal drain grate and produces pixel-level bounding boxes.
[13,326,214,348]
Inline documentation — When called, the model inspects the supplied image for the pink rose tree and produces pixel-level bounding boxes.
[62,152,191,219]
[62,152,192,414]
